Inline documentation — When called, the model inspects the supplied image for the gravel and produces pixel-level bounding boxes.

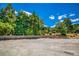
[0,39,79,56]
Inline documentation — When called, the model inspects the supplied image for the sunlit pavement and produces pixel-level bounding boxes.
[0,39,79,56]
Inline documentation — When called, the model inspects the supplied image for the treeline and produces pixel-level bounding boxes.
[0,4,47,35]
[0,4,79,36]
[51,18,79,35]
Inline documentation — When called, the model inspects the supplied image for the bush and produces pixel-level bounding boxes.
[0,22,14,35]
[60,28,66,36]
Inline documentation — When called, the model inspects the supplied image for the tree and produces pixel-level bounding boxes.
[15,11,29,35]
[1,3,78,36]
[29,12,44,35]
[0,4,16,35]
[0,22,14,35]
[73,24,79,33]
[63,18,73,33]
[55,18,74,35]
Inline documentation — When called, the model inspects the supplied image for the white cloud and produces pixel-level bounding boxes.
[58,14,67,20]
[60,20,64,22]
[69,14,75,17]
[14,10,32,16]
[44,25,48,27]
[49,15,55,20]
[58,16,62,20]
[71,18,79,22]
[23,11,32,16]
[15,11,18,14]
[50,25,56,28]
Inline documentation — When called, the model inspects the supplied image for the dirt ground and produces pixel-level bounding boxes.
[0,38,79,56]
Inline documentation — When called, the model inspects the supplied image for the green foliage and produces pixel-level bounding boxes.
[25,27,33,35]
[29,12,44,35]
[0,3,79,36]
[73,24,79,33]
[54,18,73,35]
[0,22,14,35]
[14,11,28,35]
[63,18,73,33]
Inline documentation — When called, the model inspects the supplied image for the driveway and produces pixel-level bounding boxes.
[0,38,79,56]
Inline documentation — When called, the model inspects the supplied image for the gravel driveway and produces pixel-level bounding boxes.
[0,38,79,56]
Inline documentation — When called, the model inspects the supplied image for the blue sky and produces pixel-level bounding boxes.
[0,3,79,27]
